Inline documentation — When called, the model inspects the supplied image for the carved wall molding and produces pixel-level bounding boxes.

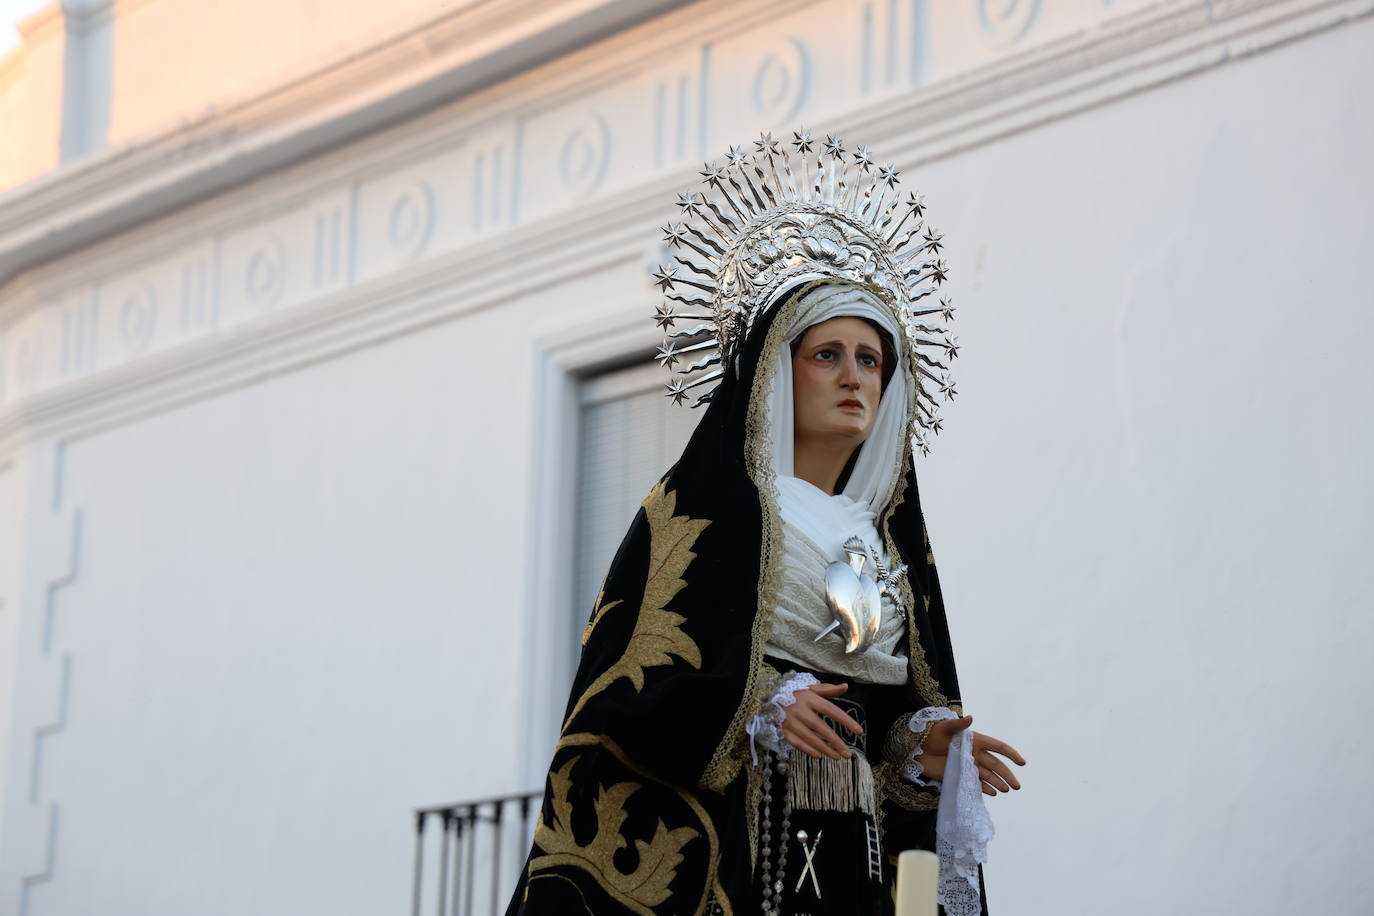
[2,443,82,915]
[0,0,1368,461]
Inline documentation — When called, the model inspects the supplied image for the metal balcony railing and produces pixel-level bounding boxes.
[413,792,942,915]
[411,791,539,916]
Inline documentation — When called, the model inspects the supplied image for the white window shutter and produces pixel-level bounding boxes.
[575,363,700,642]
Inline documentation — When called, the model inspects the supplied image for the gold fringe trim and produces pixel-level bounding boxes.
[881,467,949,709]
[700,287,815,796]
[787,751,877,816]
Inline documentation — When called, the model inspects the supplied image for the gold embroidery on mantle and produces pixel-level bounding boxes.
[874,760,941,812]
[531,752,699,915]
[551,733,723,916]
[525,871,595,914]
[581,585,622,646]
[565,481,709,728]
[883,710,934,765]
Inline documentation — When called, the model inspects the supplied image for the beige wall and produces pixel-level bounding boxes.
[0,0,482,192]
[102,0,479,143]
[0,6,64,193]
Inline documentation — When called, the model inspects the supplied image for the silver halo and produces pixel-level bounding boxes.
[650,127,959,454]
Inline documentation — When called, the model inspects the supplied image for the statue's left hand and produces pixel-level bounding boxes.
[917,716,1025,796]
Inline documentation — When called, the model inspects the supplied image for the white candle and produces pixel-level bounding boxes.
[894,849,938,916]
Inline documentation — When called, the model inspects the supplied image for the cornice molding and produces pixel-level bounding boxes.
[0,0,1368,460]
[0,182,660,454]
[846,0,1374,166]
[0,0,694,282]
[14,4,63,43]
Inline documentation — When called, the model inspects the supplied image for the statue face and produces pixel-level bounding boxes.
[790,316,885,448]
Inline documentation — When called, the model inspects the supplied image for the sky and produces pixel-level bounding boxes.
[0,0,49,57]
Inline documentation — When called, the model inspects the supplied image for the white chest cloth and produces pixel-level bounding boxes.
[763,475,909,685]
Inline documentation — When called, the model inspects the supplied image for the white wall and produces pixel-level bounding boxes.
[913,15,1374,912]
[0,0,1370,913]
[0,453,23,844]
[0,304,546,914]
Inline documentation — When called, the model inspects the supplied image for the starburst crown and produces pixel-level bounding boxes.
[651,128,960,456]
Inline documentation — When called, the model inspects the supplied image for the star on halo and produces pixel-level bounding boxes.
[943,335,960,360]
[823,135,846,159]
[792,128,814,154]
[724,145,749,168]
[878,165,900,186]
[939,296,956,322]
[698,163,726,185]
[851,145,874,172]
[666,379,689,406]
[651,264,678,291]
[653,303,678,330]
[922,226,945,253]
[939,374,957,401]
[754,132,781,156]
[676,191,704,213]
[655,342,680,368]
[661,222,688,247]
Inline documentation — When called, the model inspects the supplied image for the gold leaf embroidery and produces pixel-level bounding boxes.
[556,732,723,915]
[565,480,709,727]
[582,587,622,646]
[873,760,940,812]
[531,755,698,915]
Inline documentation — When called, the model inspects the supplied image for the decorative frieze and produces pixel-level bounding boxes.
[0,0,1363,438]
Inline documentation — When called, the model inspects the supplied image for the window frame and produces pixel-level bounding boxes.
[518,313,663,790]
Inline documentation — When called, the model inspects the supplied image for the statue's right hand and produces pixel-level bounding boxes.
[780,682,864,760]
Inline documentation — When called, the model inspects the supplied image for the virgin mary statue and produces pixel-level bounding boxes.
[506,130,1023,916]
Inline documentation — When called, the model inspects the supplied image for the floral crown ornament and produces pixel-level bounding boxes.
[650,128,959,456]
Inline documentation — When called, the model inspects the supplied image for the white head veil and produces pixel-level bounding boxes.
[765,282,912,513]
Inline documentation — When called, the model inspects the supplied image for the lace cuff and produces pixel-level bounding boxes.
[900,706,952,788]
[899,706,995,916]
[744,672,819,765]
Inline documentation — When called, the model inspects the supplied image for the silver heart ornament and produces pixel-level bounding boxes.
[817,536,882,654]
